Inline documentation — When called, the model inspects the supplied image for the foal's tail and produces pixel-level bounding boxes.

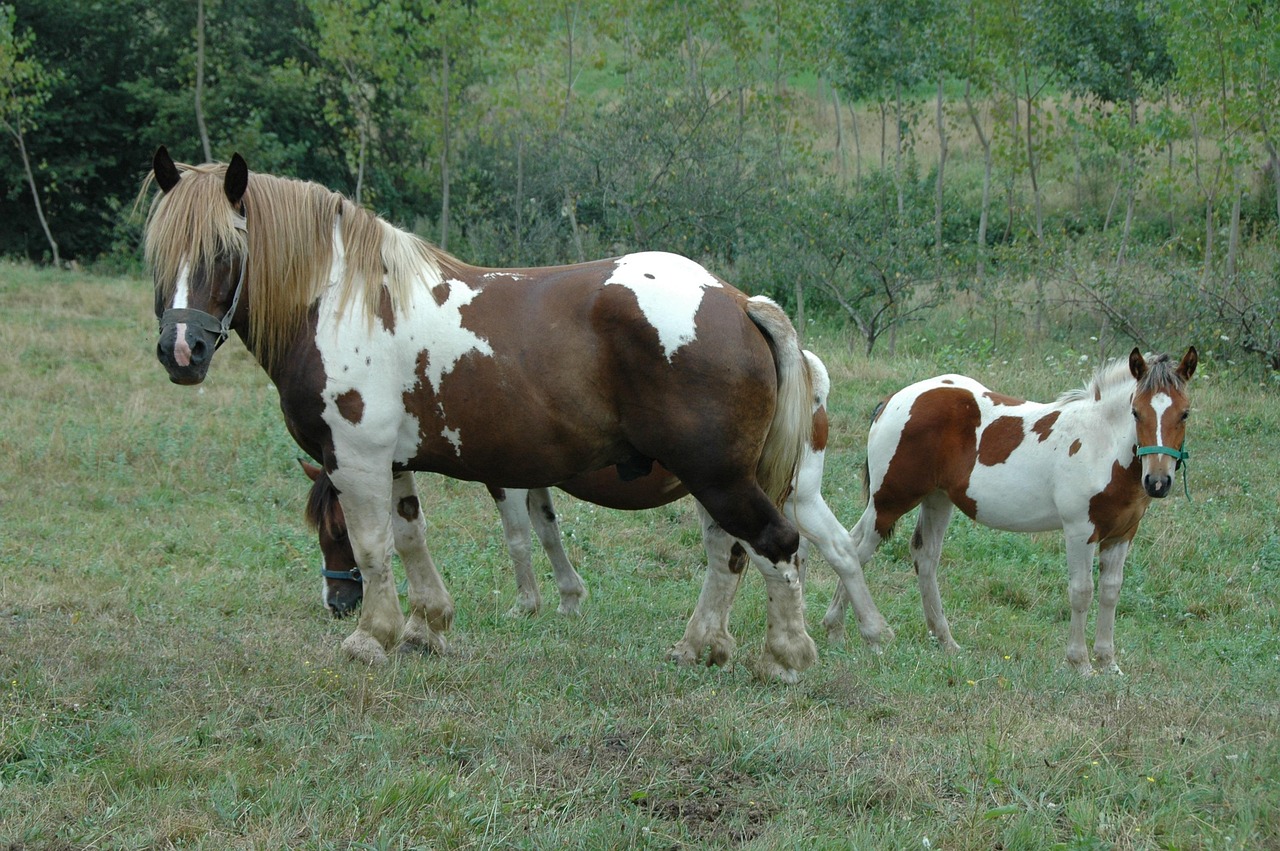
[745,296,813,506]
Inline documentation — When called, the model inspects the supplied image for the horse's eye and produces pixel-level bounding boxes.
[1131,409,1139,420]
[1180,411,1189,421]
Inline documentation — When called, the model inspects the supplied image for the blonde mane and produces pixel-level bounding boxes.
[143,160,454,366]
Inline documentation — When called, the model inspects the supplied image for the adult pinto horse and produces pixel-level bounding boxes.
[145,148,821,680]
[821,348,1196,675]
[300,351,894,666]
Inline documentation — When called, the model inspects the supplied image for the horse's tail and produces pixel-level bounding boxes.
[745,296,813,506]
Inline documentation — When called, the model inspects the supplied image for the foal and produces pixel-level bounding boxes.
[822,347,1196,674]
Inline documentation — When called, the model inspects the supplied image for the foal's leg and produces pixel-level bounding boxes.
[912,494,960,652]
[525,488,588,616]
[1092,538,1130,675]
[489,486,543,616]
[787,468,894,651]
[1064,536,1100,675]
[391,472,455,655]
[821,505,888,645]
[670,502,744,667]
[330,464,403,664]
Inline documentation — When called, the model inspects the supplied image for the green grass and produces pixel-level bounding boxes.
[1,260,1277,849]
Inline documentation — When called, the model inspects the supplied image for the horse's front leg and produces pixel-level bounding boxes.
[330,465,402,664]
[392,472,454,654]
[1093,538,1130,675]
[1064,536,1099,675]
[670,503,744,667]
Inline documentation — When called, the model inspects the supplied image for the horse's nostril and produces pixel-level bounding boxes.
[189,337,208,364]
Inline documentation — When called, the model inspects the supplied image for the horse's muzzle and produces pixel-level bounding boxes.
[156,321,216,385]
[1143,473,1172,499]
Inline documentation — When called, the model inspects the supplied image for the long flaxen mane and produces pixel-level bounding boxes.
[143,160,457,366]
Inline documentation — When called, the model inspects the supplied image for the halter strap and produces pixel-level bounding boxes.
[322,567,364,583]
[158,216,247,350]
[1137,443,1191,500]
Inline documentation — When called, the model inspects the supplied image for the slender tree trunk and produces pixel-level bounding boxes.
[564,186,585,262]
[1262,117,1280,225]
[195,0,212,162]
[831,83,845,185]
[439,42,451,251]
[1226,178,1242,282]
[1023,70,1043,242]
[10,124,59,266]
[878,100,887,171]
[1166,87,1177,237]
[849,102,863,190]
[963,84,991,282]
[894,81,905,221]
[1117,97,1138,265]
[934,74,948,272]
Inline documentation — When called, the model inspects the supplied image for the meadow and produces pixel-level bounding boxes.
[1,260,1277,849]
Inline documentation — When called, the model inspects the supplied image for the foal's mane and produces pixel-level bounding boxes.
[143,160,459,366]
[1057,352,1186,407]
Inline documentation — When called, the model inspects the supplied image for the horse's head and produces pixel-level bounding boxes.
[299,459,364,618]
[147,146,249,385]
[1129,346,1197,499]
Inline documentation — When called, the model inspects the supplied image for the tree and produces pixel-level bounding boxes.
[0,4,59,265]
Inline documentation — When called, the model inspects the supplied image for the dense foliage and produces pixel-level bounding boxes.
[1,0,1277,366]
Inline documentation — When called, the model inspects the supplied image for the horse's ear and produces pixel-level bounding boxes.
[1128,347,1146,381]
[297,457,323,482]
[225,152,249,206]
[153,146,181,193]
[1178,346,1198,381]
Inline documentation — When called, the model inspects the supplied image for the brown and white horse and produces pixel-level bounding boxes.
[821,348,1196,674]
[301,350,894,666]
[144,148,837,680]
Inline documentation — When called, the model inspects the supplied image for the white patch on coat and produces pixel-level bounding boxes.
[171,261,193,366]
[314,224,494,466]
[605,252,723,361]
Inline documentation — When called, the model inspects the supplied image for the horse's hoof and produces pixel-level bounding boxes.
[506,603,540,618]
[556,594,585,617]
[668,642,699,666]
[342,631,389,665]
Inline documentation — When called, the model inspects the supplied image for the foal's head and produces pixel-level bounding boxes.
[299,460,364,618]
[1128,346,1197,499]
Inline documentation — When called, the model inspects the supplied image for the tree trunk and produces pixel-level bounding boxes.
[1226,179,1242,282]
[849,102,863,190]
[894,81,905,222]
[11,124,60,266]
[963,84,991,282]
[831,83,845,184]
[1023,70,1043,243]
[439,42,451,251]
[195,0,212,162]
[934,74,948,273]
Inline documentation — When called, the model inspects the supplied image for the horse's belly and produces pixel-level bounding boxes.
[966,465,1063,533]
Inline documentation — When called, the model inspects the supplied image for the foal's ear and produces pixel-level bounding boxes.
[1128,347,1147,381]
[297,457,323,482]
[225,152,249,207]
[1178,346,1198,381]
[153,146,181,193]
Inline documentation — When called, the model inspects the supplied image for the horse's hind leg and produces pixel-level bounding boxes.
[490,486,543,616]
[670,502,745,667]
[695,484,816,684]
[821,504,890,645]
[1093,539,1130,675]
[526,488,588,616]
[392,472,454,654]
[913,493,960,652]
[786,453,894,651]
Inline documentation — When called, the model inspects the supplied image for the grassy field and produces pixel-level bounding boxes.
[1,260,1277,850]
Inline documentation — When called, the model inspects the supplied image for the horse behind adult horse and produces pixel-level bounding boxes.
[822,348,1196,674]
[145,147,826,680]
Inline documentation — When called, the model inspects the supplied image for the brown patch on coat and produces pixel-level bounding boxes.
[376,287,396,334]
[335,389,365,424]
[397,495,420,522]
[1069,439,1082,456]
[984,390,1025,406]
[978,416,1024,465]
[1086,459,1149,543]
[432,281,451,305]
[728,543,748,574]
[872,387,981,538]
[1031,411,1060,442]
[810,406,829,452]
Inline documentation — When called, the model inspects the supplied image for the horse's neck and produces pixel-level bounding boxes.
[1061,385,1138,459]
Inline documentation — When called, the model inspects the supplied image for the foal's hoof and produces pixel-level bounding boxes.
[401,620,448,655]
[342,631,390,665]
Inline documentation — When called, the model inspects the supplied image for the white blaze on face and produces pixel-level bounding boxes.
[605,252,723,361]
[171,261,193,367]
[1148,391,1173,448]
